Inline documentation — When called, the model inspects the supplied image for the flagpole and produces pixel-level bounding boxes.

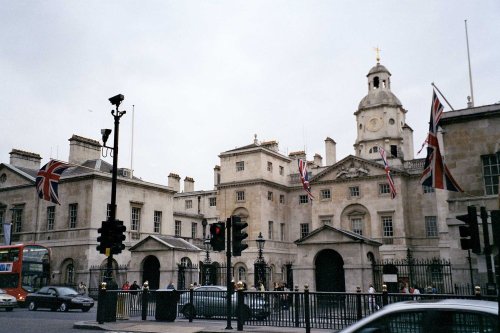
[465,19,475,107]
[431,82,455,111]
[130,105,135,178]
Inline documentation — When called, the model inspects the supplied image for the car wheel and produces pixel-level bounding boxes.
[5,308,13,312]
[181,303,196,319]
[28,301,37,311]
[59,302,69,312]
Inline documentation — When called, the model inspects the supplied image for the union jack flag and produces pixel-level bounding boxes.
[36,160,71,204]
[420,91,463,192]
[379,146,397,199]
[298,159,314,200]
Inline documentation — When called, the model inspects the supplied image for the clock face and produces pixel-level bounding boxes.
[367,117,382,131]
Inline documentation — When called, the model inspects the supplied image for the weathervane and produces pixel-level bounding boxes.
[374,46,381,64]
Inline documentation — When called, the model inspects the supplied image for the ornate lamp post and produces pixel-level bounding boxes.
[254,232,267,289]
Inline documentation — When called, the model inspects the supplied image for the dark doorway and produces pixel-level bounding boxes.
[315,249,345,292]
[142,256,160,289]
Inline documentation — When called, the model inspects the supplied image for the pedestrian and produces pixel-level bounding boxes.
[130,280,140,309]
[122,281,130,290]
[77,281,87,295]
[412,285,421,300]
[259,281,265,292]
[368,283,377,312]
[167,281,175,289]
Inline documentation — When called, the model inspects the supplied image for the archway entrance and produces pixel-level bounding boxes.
[315,249,345,292]
[142,256,160,289]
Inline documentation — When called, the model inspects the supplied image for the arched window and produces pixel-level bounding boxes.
[180,257,192,268]
[237,267,246,282]
[65,264,74,285]
[373,76,380,89]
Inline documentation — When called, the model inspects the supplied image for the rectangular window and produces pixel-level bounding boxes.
[185,200,192,209]
[154,211,162,233]
[425,216,438,237]
[12,208,23,233]
[236,191,245,202]
[321,217,332,225]
[69,203,78,229]
[349,186,360,197]
[423,185,435,193]
[236,161,245,172]
[299,195,309,204]
[191,222,197,239]
[268,221,274,240]
[47,206,55,230]
[382,216,394,237]
[267,161,273,172]
[175,220,182,237]
[280,223,285,241]
[209,197,217,207]
[482,154,500,195]
[300,223,310,238]
[379,183,391,195]
[279,166,284,176]
[320,189,331,200]
[351,218,363,235]
[131,207,141,231]
[279,194,285,204]
[267,191,273,201]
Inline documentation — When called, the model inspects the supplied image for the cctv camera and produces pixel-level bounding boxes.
[101,129,112,146]
[108,94,124,106]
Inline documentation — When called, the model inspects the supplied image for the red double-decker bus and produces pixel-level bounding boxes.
[0,244,51,305]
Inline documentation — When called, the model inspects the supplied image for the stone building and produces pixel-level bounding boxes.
[1,60,498,295]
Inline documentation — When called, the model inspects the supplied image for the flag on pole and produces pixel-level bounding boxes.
[298,159,314,200]
[379,146,397,199]
[3,223,12,245]
[420,91,463,192]
[35,160,71,204]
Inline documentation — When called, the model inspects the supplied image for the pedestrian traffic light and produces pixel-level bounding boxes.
[210,222,225,251]
[457,206,481,254]
[111,219,126,255]
[231,215,248,257]
[97,220,112,255]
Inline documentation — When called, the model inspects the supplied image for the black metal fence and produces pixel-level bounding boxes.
[96,286,494,332]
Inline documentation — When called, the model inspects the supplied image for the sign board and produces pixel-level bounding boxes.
[383,274,398,283]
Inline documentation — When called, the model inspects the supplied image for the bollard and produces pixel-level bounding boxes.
[382,284,388,307]
[356,286,362,320]
[142,281,149,320]
[294,285,300,328]
[304,285,310,333]
[236,281,245,331]
[96,282,107,324]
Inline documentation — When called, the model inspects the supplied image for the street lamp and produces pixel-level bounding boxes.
[254,232,267,289]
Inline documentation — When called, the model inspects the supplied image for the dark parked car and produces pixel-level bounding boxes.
[178,285,269,320]
[339,299,498,333]
[26,286,94,312]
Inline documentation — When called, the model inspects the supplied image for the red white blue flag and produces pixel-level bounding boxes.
[379,146,397,199]
[420,91,463,192]
[298,159,313,200]
[36,160,71,204]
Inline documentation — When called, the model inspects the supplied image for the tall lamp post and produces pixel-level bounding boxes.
[254,232,267,289]
[102,94,126,286]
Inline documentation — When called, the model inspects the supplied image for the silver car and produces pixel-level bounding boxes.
[178,285,269,320]
[339,299,498,333]
[0,289,17,311]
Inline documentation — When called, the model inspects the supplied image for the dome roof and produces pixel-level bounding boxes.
[367,63,391,76]
[358,89,402,109]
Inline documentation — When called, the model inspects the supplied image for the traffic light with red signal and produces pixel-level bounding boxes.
[210,222,226,251]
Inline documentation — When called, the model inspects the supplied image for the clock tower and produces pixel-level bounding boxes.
[353,58,414,162]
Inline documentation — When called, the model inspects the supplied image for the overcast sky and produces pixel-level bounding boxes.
[1,1,499,190]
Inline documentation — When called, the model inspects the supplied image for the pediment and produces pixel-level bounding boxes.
[0,164,36,189]
[295,225,381,246]
[129,235,201,253]
[313,155,388,182]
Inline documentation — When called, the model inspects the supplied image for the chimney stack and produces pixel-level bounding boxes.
[9,149,41,170]
[68,135,101,165]
[184,177,195,193]
[325,137,337,166]
[313,153,323,167]
[168,173,181,192]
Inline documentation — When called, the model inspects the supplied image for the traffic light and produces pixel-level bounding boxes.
[491,210,500,249]
[231,215,248,257]
[210,222,226,251]
[97,220,112,255]
[457,206,481,254]
[111,219,126,255]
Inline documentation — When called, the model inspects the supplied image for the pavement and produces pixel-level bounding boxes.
[74,318,333,333]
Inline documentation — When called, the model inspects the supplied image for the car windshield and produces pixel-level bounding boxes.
[0,288,6,294]
[57,287,79,296]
